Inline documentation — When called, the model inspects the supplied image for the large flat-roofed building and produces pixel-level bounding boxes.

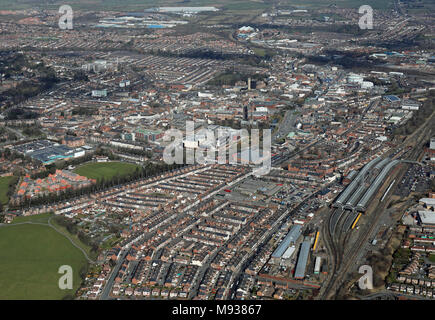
[271,225,302,263]
[314,256,322,274]
[282,246,296,260]
[280,246,296,267]
[92,89,107,97]
[418,211,435,225]
[401,100,420,111]
[236,178,282,197]
[419,198,435,210]
[134,128,163,142]
[430,138,435,162]
[13,140,77,165]
[294,240,311,279]
[154,6,219,13]
[384,95,400,103]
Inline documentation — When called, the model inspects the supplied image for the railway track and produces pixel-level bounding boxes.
[319,112,432,299]
[321,193,390,299]
[319,212,339,299]
[319,207,350,299]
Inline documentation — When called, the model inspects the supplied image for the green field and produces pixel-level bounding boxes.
[0,214,88,299]
[0,176,16,206]
[10,212,53,224]
[12,212,95,259]
[73,161,141,182]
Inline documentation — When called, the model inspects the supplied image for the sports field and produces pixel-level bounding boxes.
[0,214,88,299]
[73,161,141,182]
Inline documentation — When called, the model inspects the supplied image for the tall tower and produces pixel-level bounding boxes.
[247,77,252,91]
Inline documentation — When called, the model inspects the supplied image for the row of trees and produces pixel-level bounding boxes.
[0,175,19,213]
[306,50,374,70]
[1,59,59,108]
[5,107,39,120]
[231,23,367,37]
[0,126,18,143]
[71,106,98,116]
[207,71,267,87]
[114,146,153,159]
[0,52,30,78]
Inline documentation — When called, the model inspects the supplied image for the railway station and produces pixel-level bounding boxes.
[333,157,400,212]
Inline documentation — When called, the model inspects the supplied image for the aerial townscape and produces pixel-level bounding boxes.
[0,0,434,307]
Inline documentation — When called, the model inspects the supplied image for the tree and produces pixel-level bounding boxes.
[72,70,89,82]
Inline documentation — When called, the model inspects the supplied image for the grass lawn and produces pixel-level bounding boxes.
[430,254,435,263]
[252,47,267,57]
[0,215,88,299]
[101,235,122,250]
[0,176,17,206]
[73,161,141,182]
[11,212,52,224]
[50,218,95,261]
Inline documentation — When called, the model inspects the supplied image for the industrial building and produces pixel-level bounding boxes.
[280,246,296,267]
[418,211,435,226]
[314,256,322,275]
[419,198,435,210]
[12,140,85,165]
[271,224,302,264]
[294,239,311,279]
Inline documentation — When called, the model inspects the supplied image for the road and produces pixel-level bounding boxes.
[100,250,128,300]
